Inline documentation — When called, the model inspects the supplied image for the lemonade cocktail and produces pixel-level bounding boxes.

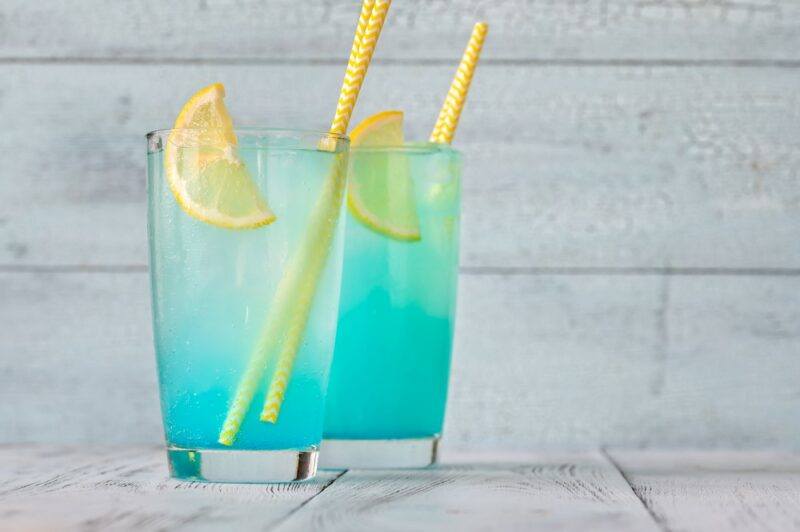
[148,126,348,481]
[322,118,461,467]
[147,0,393,482]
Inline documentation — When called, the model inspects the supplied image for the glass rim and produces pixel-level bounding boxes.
[351,142,461,156]
[146,127,349,143]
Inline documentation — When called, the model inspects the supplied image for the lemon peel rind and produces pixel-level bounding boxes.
[347,183,421,241]
[349,109,404,146]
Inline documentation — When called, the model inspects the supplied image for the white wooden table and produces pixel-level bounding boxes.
[1,446,799,531]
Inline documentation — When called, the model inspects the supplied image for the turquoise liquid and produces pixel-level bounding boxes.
[147,135,346,451]
[324,145,461,439]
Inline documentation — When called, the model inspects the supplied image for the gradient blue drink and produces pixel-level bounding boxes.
[147,129,348,481]
[323,144,461,467]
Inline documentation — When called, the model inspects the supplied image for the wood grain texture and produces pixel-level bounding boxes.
[3,0,800,62]
[2,271,798,449]
[3,0,799,453]
[446,273,800,451]
[3,447,799,532]
[0,272,161,443]
[276,452,658,531]
[2,64,799,268]
[610,450,800,532]
[0,445,338,531]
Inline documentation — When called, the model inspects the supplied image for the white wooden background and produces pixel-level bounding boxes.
[1,0,799,452]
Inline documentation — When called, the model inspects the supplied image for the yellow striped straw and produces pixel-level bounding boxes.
[330,0,391,135]
[218,155,346,442]
[430,22,488,144]
[261,0,392,423]
[258,156,347,423]
[216,0,392,446]
[328,0,374,136]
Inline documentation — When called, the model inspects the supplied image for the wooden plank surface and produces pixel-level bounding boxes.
[3,447,800,532]
[2,271,798,450]
[2,63,799,268]
[276,451,658,531]
[3,0,800,62]
[0,445,338,531]
[610,450,800,532]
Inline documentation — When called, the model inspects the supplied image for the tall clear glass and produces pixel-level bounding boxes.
[147,128,349,482]
[322,143,461,468]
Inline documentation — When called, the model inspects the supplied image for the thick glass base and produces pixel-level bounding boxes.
[319,437,439,469]
[167,447,318,483]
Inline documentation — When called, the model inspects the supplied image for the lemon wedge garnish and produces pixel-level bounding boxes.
[164,83,276,229]
[347,110,421,241]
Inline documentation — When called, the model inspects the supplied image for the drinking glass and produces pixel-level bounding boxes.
[322,143,461,468]
[147,128,348,482]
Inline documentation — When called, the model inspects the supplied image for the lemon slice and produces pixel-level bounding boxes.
[347,110,421,241]
[165,83,276,229]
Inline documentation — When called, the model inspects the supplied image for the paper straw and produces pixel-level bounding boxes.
[327,0,374,137]
[261,0,392,423]
[259,158,346,423]
[217,0,391,445]
[330,0,391,135]
[430,22,488,144]
[218,143,347,446]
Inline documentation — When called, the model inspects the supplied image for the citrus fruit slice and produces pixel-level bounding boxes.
[165,83,275,229]
[347,110,421,241]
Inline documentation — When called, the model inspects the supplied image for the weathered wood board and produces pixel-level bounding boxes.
[3,0,800,62]
[610,450,800,532]
[276,452,658,531]
[3,447,800,531]
[2,271,798,450]
[0,445,337,531]
[2,64,799,268]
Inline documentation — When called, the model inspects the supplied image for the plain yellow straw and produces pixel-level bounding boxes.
[260,0,393,423]
[430,22,488,144]
[216,0,392,446]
